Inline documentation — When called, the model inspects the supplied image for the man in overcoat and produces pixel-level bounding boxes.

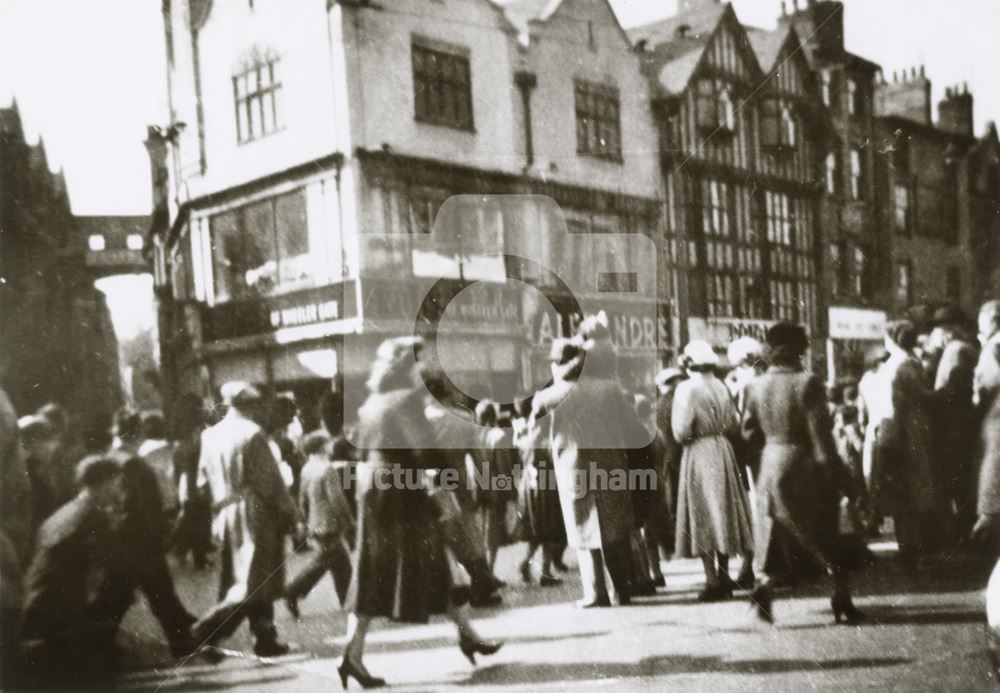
[191,382,298,657]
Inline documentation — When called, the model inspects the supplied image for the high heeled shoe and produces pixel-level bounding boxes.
[831,592,865,625]
[338,657,386,689]
[750,585,774,624]
[458,634,503,665]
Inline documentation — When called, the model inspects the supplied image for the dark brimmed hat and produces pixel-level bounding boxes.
[932,305,968,328]
[766,322,809,359]
[75,455,122,488]
[886,320,918,351]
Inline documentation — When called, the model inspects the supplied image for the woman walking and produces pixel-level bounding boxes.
[340,337,501,689]
[672,340,755,601]
[741,323,864,624]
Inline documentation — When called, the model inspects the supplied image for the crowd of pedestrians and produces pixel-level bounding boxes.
[4,299,1000,689]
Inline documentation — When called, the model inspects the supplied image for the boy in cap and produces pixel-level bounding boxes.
[284,431,355,617]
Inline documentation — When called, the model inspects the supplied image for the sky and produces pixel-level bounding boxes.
[0,0,997,218]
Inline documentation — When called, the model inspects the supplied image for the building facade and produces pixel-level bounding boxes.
[154,0,665,422]
[0,102,123,419]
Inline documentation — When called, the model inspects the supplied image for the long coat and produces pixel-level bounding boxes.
[931,338,980,508]
[346,387,450,623]
[672,373,754,558]
[977,389,1000,517]
[514,416,566,546]
[859,352,938,515]
[534,347,645,551]
[741,366,844,574]
[197,409,297,605]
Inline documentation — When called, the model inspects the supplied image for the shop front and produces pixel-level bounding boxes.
[687,317,776,362]
[826,306,888,385]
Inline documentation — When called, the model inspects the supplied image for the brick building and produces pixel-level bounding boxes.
[0,101,123,419]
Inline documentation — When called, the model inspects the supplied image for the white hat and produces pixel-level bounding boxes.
[683,340,719,367]
[220,381,263,406]
[727,336,765,367]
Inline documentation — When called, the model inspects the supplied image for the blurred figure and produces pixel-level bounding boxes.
[860,321,939,563]
[535,324,645,608]
[172,394,212,569]
[18,415,60,535]
[927,307,980,538]
[725,337,767,413]
[0,388,29,689]
[192,382,298,658]
[284,431,355,617]
[422,375,504,607]
[742,323,863,625]
[19,456,123,690]
[654,366,686,556]
[975,300,1000,408]
[474,400,516,571]
[672,340,754,601]
[99,409,197,659]
[266,396,303,494]
[340,337,501,688]
[36,403,85,506]
[139,412,180,527]
[514,394,566,587]
[633,394,671,589]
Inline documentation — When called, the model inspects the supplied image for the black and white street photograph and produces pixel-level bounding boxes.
[2,0,1000,690]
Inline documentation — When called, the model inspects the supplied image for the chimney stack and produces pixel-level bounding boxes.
[875,65,932,125]
[937,84,974,137]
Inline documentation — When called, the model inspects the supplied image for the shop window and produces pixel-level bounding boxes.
[575,81,622,160]
[412,41,473,131]
[210,187,311,303]
[234,58,281,143]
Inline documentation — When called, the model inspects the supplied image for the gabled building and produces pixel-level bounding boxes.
[632,1,828,358]
[154,0,664,421]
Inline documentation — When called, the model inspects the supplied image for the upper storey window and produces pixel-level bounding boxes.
[575,81,622,161]
[696,79,736,134]
[233,55,281,144]
[412,40,474,132]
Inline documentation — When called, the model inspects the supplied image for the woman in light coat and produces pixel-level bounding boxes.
[672,341,754,601]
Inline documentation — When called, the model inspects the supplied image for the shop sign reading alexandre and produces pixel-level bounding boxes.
[529,293,670,352]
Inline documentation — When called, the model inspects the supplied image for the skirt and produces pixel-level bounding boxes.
[517,460,567,546]
[674,435,754,558]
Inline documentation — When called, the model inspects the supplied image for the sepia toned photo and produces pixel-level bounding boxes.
[1,0,999,690]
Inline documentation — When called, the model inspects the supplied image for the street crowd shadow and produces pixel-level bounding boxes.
[460,653,912,686]
[121,670,298,692]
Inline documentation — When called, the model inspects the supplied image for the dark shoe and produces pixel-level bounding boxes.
[576,594,611,609]
[338,657,386,689]
[698,583,731,602]
[519,560,532,584]
[253,639,291,658]
[197,645,226,664]
[652,575,666,588]
[721,571,754,595]
[470,591,503,608]
[750,585,774,624]
[633,580,657,597]
[832,591,865,625]
[458,634,503,665]
[284,593,301,620]
[169,632,199,659]
[539,574,562,587]
[553,559,569,573]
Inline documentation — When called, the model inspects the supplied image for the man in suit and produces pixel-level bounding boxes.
[97,409,198,659]
[191,382,298,658]
[19,456,123,689]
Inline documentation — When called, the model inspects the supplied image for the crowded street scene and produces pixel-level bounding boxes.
[3,0,1000,690]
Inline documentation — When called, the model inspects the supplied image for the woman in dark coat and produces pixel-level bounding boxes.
[741,322,864,624]
[340,337,501,689]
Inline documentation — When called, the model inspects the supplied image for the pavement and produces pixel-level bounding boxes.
[112,540,999,693]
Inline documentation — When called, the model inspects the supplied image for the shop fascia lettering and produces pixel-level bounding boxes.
[270,299,340,329]
[536,308,665,351]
